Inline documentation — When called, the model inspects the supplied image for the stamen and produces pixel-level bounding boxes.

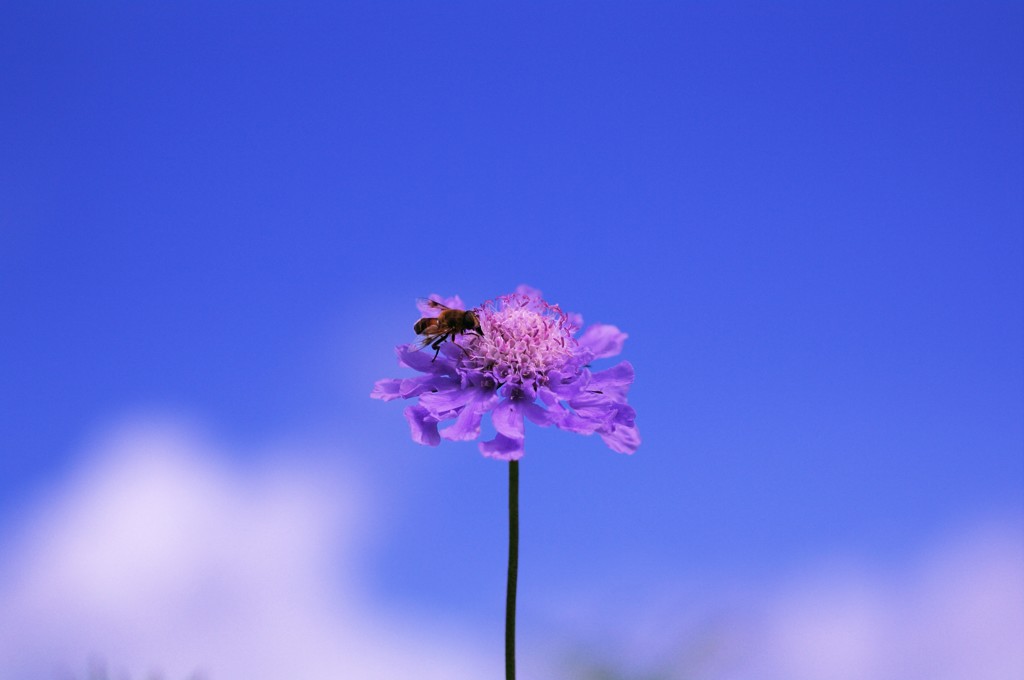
[460,294,578,390]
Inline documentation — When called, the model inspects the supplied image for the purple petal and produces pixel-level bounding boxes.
[439,392,497,441]
[513,379,538,401]
[537,386,560,407]
[370,379,403,401]
[419,387,477,417]
[578,324,628,359]
[438,339,476,362]
[599,422,641,454]
[561,393,634,433]
[479,433,525,461]
[568,391,618,416]
[544,369,587,400]
[440,406,483,441]
[589,361,635,395]
[492,399,525,439]
[396,343,457,374]
[554,409,604,435]
[611,402,637,427]
[400,375,456,399]
[521,400,556,427]
[573,390,635,415]
[403,405,440,446]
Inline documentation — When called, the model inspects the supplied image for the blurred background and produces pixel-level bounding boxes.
[1,2,1021,678]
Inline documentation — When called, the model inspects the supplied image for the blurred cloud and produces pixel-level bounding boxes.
[554,521,1024,680]
[750,523,1024,680]
[0,421,491,680]
[1,419,1020,680]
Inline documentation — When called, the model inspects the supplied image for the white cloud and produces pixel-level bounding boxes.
[752,524,1024,680]
[4,419,1021,680]
[548,522,1024,680]
[0,422,492,680]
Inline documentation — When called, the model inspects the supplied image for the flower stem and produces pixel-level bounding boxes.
[505,459,519,680]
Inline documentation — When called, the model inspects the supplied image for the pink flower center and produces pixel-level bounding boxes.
[464,294,577,385]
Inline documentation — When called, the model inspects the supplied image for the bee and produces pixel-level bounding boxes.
[414,299,482,360]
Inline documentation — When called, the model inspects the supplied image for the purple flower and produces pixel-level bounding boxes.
[371,286,640,460]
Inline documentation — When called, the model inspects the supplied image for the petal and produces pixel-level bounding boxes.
[479,433,525,461]
[544,368,587,400]
[438,339,475,362]
[497,376,538,402]
[400,375,457,399]
[370,379,403,401]
[578,324,628,359]
[537,386,561,407]
[554,409,604,435]
[440,391,499,444]
[562,393,635,432]
[567,391,618,416]
[440,392,499,441]
[521,400,556,427]
[611,402,637,427]
[440,405,484,441]
[589,361,635,394]
[419,387,476,417]
[599,423,641,454]
[396,343,456,374]
[492,399,525,439]
[403,405,440,446]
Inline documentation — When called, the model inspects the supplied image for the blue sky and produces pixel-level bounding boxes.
[1,2,1022,678]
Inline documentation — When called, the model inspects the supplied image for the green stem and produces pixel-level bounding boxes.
[505,459,519,680]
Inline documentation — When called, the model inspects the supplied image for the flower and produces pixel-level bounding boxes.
[371,286,639,460]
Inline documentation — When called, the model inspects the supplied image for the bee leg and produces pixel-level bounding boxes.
[430,334,449,362]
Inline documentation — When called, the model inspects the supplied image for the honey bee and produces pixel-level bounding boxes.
[414,299,482,360]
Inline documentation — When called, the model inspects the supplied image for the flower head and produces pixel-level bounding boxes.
[371,286,640,460]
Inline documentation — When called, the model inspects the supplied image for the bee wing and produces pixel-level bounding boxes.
[416,297,451,317]
[416,294,467,316]
[419,297,451,309]
[412,328,451,351]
